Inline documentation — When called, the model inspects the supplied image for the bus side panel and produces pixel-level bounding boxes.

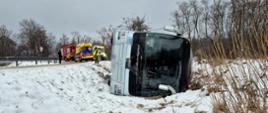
[110,31,133,95]
[110,32,121,95]
[123,33,133,95]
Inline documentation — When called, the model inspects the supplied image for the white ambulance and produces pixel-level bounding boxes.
[110,30,192,97]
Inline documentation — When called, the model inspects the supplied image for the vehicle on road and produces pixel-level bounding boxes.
[60,44,76,61]
[93,45,108,60]
[75,43,94,62]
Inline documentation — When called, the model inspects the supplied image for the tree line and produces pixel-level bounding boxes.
[1,0,267,59]
[0,19,57,57]
[174,0,268,59]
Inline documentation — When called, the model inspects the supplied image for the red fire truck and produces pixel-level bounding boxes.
[60,44,76,61]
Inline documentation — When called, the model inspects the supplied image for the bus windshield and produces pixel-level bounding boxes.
[129,33,188,97]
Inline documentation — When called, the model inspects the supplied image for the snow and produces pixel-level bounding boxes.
[4,60,58,68]
[0,61,211,113]
[0,69,77,113]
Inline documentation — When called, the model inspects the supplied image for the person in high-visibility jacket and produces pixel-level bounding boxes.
[93,48,100,64]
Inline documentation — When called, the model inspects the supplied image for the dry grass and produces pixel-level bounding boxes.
[190,23,268,113]
[211,60,268,113]
[191,57,268,113]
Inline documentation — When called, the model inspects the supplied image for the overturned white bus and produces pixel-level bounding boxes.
[110,31,192,97]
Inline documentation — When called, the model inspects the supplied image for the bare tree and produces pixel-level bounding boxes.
[72,31,80,44]
[97,25,115,59]
[190,0,203,38]
[47,33,56,56]
[83,35,92,43]
[59,34,69,45]
[201,0,210,38]
[175,2,193,40]
[18,19,50,56]
[97,25,114,45]
[122,16,150,31]
[174,0,268,58]
[0,25,16,56]
[174,11,187,35]
[0,25,11,37]
[210,0,228,38]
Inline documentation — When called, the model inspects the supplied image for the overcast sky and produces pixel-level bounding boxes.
[0,0,179,38]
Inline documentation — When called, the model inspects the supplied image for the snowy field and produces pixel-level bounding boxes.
[0,61,211,113]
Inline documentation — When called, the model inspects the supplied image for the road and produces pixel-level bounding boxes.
[0,61,88,70]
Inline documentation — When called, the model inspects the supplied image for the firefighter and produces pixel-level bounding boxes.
[58,49,62,64]
[93,47,100,64]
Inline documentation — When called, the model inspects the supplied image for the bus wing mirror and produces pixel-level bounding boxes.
[125,58,131,69]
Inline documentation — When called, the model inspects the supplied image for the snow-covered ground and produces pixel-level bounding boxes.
[0,61,211,113]
[2,60,58,68]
